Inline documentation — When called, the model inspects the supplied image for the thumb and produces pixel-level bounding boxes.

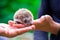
[32,16,46,25]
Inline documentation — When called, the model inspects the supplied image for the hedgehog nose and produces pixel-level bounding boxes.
[24,20,27,23]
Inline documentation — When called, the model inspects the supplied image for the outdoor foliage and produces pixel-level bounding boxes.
[0,0,41,23]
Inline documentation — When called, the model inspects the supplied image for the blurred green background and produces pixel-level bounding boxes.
[0,0,41,23]
[0,0,41,40]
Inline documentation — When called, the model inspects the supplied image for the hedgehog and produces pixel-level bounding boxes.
[13,8,34,25]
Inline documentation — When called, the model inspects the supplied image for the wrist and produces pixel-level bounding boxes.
[50,21,60,35]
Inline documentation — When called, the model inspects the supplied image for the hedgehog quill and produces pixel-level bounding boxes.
[13,8,34,26]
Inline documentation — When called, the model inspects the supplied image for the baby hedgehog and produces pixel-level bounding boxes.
[13,8,34,25]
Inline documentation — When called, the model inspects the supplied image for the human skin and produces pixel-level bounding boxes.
[8,15,60,37]
[9,15,60,36]
[1,15,60,38]
[32,15,60,35]
[0,21,34,38]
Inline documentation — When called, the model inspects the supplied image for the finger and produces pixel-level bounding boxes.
[13,24,25,28]
[15,25,35,35]
[8,20,14,26]
[44,15,53,22]
[4,25,35,38]
[32,16,45,25]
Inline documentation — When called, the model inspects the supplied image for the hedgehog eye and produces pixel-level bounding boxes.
[18,15,24,19]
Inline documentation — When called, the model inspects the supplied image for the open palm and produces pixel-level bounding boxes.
[0,21,33,38]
